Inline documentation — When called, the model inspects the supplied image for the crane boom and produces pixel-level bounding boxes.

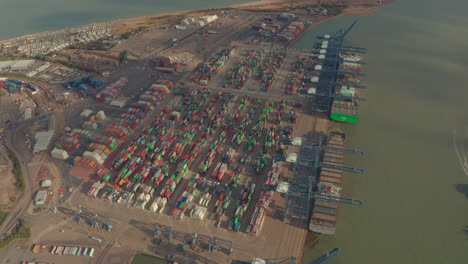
[314,194,363,206]
[308,248,340,264]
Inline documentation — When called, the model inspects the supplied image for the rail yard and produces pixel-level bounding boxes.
[0,1,382,263]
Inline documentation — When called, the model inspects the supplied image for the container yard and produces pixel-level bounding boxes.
[84,89,301,235]
[220,48,286,92]
[0,2,379,263]
[0,45,359,264]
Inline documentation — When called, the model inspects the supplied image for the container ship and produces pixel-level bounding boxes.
[309,130,346,235]
[313,21,366,123]
[330,52,364,123]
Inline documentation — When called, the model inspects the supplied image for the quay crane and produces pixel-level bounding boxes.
[309,21,367,113]
[102,217,112,232]
[277,132,364,222]
[209,237,233,255]
[235,248,339,264]
[74,210,84,223]
[312,55,367,65]
[89,214,100,228]
[314,69,366,77]
[153,223,174,240]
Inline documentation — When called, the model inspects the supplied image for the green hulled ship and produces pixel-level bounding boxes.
[330,54,363,123]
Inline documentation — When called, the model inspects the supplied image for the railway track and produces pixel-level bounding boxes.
[0,129,34,239]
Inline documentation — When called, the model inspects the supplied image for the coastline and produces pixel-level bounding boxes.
[0,0,396,43]
[110,0,396,35]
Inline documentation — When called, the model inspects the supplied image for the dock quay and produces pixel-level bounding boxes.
[0,5,375,263]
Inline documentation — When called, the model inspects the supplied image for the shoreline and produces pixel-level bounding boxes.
[0,0,394,42]
[110,0,395,35]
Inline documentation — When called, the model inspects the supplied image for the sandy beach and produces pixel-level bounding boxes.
[111,0,396,35]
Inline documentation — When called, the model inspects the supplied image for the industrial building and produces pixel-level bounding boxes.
[34,190,48,206]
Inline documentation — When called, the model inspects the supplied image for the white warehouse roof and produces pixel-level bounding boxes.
[11,60,35,70]
[0,60,15,70]
[34,130,54,153]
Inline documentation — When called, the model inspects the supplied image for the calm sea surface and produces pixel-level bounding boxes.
[295,0,468,263]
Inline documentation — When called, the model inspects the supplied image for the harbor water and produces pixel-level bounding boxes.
[0,0,254,39]
[295,0,468,263]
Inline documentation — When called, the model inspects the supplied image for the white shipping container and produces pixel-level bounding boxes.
[149,201,159,212]
[109,100,126,108]
[51,148,69,160]
[89,248,95,257]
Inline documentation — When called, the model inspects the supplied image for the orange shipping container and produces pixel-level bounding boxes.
[312,212,336,223]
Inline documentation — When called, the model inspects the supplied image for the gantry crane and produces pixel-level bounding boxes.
[313,55,367,65]
[277,132,364,222]
[309,21,367,113]
[89,214,100,228]
[74,210,83,223]
[153,223,174,240]
[238,248,339,264]
[102,217,112,232]
[209,237,233,255]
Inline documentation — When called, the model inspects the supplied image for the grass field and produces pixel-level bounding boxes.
[131,253,168,264]
[0,211,8,226]
[0,219,30,248]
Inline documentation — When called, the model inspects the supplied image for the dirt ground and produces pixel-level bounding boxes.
[0,153,19,211]
[0,169,18,209]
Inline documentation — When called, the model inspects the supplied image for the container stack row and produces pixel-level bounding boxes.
[192,46,235,85]
[277,21,305,41]
[95,77,127,103]
[50,245,95,257]
[229,183,255,232]
[247,161,280,235]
